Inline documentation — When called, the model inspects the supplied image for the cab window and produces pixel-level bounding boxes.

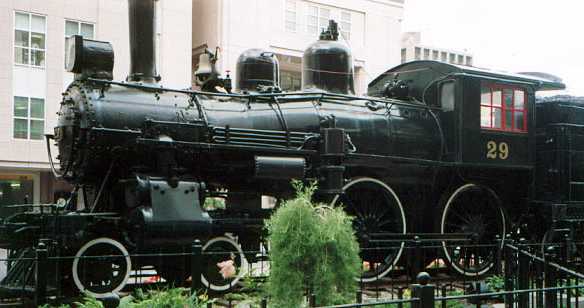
[439,81,455,112]
[480,83,526,132]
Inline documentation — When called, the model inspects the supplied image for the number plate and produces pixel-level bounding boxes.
[486,141,509,160]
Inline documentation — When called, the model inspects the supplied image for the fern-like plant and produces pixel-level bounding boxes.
[266,181,361,307]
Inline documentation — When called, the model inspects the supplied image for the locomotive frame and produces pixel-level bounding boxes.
[0,0,579,299]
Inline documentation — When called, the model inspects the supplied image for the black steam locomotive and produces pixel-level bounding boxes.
[1,0,580,299]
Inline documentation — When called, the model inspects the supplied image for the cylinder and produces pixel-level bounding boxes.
[127,0,158,83]
[236,49,280,92]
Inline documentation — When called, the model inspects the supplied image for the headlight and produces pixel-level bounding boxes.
[65,35,114,79]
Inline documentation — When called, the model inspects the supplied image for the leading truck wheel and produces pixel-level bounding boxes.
[72,237,132,298]
[200,236,248,292]
[332,177,406,282]
[440,184,505,277]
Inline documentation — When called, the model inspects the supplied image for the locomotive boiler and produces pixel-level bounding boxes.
[0,0,578,299]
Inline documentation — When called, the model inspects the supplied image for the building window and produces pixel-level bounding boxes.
[318,7,330,33]
[432,50,439,60]
[423,48,430,60]
[307,5,330,35]
[480,84,527,132]
[284,0,297,32]
[281,71,301,91]
[340,11,351,40]
[13,96,44,140]
[307,6,318,34]
[458,55,464,64]
[466,56,473,66]
[449,53,456,63]
[401,48,406,63]
[441,51,447,62]
[0,174,34,208]
[14,12,46,67]
[65,20,94,39]
[415,47,421,60]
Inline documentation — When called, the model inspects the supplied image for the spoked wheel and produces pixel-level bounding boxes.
[72,237,131,298]
[332,177,406,282]
[440,184,505,277]
[200,236,248,292]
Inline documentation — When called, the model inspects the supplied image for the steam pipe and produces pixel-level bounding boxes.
[127,0,159,83]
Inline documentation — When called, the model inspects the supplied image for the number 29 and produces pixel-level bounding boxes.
[486,141,509,160]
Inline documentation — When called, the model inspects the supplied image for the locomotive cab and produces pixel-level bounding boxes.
[369,61,565,168]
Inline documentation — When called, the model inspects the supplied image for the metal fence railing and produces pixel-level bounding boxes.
[2,235,584,307]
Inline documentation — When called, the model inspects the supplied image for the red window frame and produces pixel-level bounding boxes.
[480,83,527,133]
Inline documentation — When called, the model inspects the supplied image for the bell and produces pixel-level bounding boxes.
[194,52,217,86]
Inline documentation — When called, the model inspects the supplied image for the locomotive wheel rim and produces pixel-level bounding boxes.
[440,184,505,277]
[200,236,248,292]
[541,230,575,261]
[71,237,132,298]
[541,230,557,260]
[332,177,406,283]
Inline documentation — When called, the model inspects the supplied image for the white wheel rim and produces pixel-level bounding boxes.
[331,177,406,283]
[440,184,505,276]
[200,236,248,291]
[72,237,132,298]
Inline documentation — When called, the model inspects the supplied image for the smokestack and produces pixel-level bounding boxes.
[127,0,159,83]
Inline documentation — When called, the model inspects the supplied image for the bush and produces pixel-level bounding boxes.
[122,288,211,308]
[266,181,361,307]
[41,288,213,308]
[485,275,504,292]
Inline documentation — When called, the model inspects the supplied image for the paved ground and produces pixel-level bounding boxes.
[0,249,6,280]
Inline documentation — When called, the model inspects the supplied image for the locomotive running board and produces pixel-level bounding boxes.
[367,232,475,243]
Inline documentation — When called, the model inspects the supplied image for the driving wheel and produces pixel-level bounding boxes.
[440,184,505,276]
[200,236,248,292]
[332,177,406,282]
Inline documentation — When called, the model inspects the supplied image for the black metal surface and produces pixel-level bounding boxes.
[254,156,306,179]
[535,96,584,203]
[236,49,280,91]
[302,20,354,94]
[127,179,212,247]
[65,35,114,80]
[127,0,158,82]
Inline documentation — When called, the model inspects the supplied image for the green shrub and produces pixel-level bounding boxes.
[485,275,505,292]
[122,288,211,308]
[74,293,105,308]
[266,181,361,307]
[224,275,265,304]
[203,197,226,210]
[42,288,213,308]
